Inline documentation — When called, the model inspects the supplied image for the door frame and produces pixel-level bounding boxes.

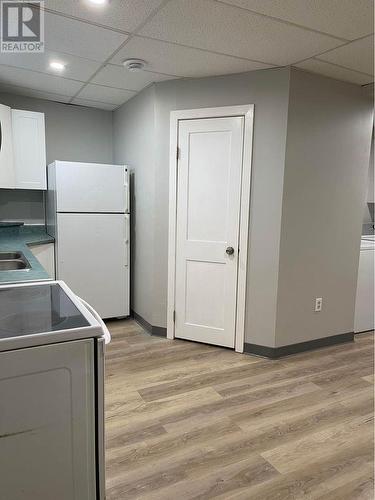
[167,105,254,353]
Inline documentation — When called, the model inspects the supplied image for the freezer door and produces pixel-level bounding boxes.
[56,213,129,318]
[55,161,127,213]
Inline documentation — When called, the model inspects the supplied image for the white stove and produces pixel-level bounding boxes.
[0,280,107,499]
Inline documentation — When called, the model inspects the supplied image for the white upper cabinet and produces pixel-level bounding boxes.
[0,104,15,189]
[12,109,47,190]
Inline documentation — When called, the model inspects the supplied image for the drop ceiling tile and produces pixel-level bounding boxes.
[91,63,175,91]
[317,35,374,76]
[44,0,165,33]
[295,59,373,85]
[44,11,127,62]
[0,65,83,96]
[139,0,343,65]
[110,36,273,77]
[71,97,118,111]
[0,51,100,82]
[0,84,72,103]
[77,83,136,105]
[220,0,374,40]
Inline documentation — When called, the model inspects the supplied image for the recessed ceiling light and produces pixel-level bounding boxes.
[123,59,147,72]
[87,0,108,5]
[49,61,66,72]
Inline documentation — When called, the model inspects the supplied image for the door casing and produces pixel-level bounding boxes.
[167,105,254,353]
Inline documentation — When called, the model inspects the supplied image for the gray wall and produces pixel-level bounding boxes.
[0,189,45,224]
[275,69,373,346]
[114,67,373,347]
[154,69,291,344]
[114,67,291,342]
[113,86,156,325]
[0,92,113,223]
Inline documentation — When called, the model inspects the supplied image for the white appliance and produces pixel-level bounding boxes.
[354,235,375,333]
[0,280,108,500]
[47,161,130,319]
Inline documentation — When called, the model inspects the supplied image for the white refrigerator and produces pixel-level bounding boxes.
[46,161,130,319]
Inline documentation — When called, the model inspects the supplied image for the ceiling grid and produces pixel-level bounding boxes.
[0,0,372,109]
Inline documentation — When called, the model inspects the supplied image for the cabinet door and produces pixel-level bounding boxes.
[12,109,47,190]
[0,339,97,500]
[0,103,15,188]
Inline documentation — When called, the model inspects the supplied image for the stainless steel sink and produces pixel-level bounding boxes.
[0,252,31,271]
[0,252,22,260]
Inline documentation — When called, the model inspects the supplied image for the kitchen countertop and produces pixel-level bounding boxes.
[0,225,54,284]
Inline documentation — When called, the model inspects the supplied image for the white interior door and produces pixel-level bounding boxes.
[175,116,244,348]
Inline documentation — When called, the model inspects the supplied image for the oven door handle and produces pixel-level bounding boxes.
[77,296,111,344]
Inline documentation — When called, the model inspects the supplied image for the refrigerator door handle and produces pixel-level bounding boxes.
[124,214,130,267]
[77,296,111,344]
[124,167,130,214]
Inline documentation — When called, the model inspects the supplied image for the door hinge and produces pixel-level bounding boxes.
[173,310,176,323]
[176,147,180,161]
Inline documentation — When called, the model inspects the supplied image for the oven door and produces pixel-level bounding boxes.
[0,338,97,500]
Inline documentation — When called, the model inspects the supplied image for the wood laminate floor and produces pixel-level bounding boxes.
[104,320,374,500]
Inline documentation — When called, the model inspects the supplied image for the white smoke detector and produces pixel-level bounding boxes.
[123,59,147,72]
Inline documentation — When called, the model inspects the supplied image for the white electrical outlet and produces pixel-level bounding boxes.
[315,297,323,312]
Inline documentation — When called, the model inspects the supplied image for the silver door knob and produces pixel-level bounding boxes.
[226,246,235,255]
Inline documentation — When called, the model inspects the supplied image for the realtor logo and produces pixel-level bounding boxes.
[1,0,44,52]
